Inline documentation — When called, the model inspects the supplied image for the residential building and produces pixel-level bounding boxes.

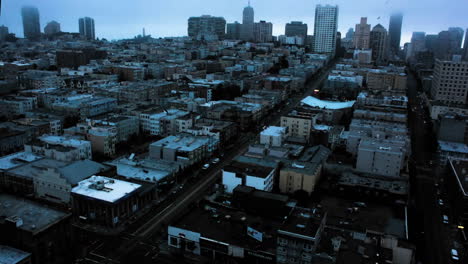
[388,12,403,55]
[277,207,327,264]
[44,21,60,35]
[25,134,92,162]
[285,21,308,38]
[370,24,388,63]
[71,176,156,233]
[149,134,213,166]
[353,17,371,49]
[253,21,273,43]
[21,6,41,40]
[313,5,339,55]
[260,126,288,147]
[222,160,275,193]
[0,194,71,264]
[139,109,190,136]
[366,69,407,92]
[464,29,468,61]
[356,140,407,178]
[280,108,321,143]
[279,145,331,195]
[353,49,372,64]
[188,15,226,41]
[430,58,468,105]
[78,17,95,40]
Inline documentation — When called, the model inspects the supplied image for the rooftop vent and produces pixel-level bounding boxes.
[296,224,306,229]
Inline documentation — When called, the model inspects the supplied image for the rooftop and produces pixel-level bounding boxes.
[261,126,287,137]
[224,160,274,179]
[0,245,30,264]
[106,158,173,183]
[0,194,70,235]
[0,152,42,171]
[151,135,209,152]
[72,176,141,203]
[439,141,468,154]
[278,207,325,240]
[301,96,355,110]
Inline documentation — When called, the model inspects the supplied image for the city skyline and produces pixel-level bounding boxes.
[0,0,467,45]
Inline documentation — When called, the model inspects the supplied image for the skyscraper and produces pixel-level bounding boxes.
[353,17,371,49]
[431,58,468,104]
[435,28,465,60]
[370,24,388,63]
[254,21,273,43]
[425,34,438,52]
[226,22,242,40]
[187,15,226,41]
[44,21,61,35]
[241,2,255,41]
[0,25,9,42]
[285,21,308,38]
[410,32,426,56]
[313,5,339,55]
[21,6,41,40]
[79,17,95,40]
[345,28,354,39]
[388,12,403,54]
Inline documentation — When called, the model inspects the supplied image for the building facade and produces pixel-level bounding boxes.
[79,17,95,40]
[21,6,41,40]
[44,21,61,35]
[313,5,339,56]
[430,58,468,105]
[353,17,371,50]
[188,15,226,41]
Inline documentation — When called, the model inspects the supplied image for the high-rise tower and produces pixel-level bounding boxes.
[79,17,95,40]
[313,5,339,56]
[21,6,41,40]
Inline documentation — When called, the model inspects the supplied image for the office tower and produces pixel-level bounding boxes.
[226,22,242,40]
[410,32,426,56]
[0,25,8,42]
[187,15,226,41]
[431,58,468,104]
[44,21,61,35]
[21,6,41,40]
[285,21,308,38]
[370,24,388,63]
[435,28,465,60]
[253,21,273,43]
[448,27,464,54]
[345,28,354,39]
[241,2,255,41]
[425,34,438,52]
[313,4,339,55]
[79,17,95,40]
[388,12,403,54]
[353,17,371,49]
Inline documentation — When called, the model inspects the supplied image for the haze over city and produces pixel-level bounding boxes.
[0,0,468,264]
[1,0,467,44]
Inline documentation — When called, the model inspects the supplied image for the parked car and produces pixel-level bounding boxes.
[438,199,444,206]
[443,215,449,224]
[451,249,459,261]
[202,164,210,170]
[212,158,220,164]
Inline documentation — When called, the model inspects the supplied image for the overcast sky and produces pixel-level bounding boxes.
[0,0,467,45]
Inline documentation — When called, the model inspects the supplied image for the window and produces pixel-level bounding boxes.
[169,237,179,247]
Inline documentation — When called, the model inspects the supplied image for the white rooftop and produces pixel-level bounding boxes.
[0,152,43,171]
[439,141,468,154]
[301,96,355,110]
[261,126,287,137]
[72,176,141,203]
[39,135,90,148]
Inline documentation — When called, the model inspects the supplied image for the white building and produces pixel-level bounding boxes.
[139,109,189,136]
[356,140,406,178]
[260,126,288,147]
[313,5,339,55]
[25,134,92,162]
[222,161,275,193]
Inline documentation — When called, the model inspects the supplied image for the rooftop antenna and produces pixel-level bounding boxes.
[248,0,251,7]
[143,28,146,37]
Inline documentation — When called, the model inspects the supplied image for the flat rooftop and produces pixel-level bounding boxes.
[224,160,274,179]
[0,194,70,235]
[0,245,30,264]
[278,207,325,240]
[151,135,209,152]
[261,126,287,137]
[301,96,355,110]
[72,176,141,203]
[0,152,42,171]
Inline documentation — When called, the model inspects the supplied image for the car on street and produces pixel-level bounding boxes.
[202,164,210,170]
[438,199,444,206]
[443,215,449,224]
[451,249,459,261]
[212,158,220,164]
